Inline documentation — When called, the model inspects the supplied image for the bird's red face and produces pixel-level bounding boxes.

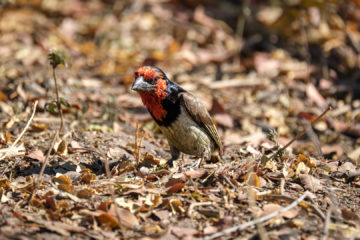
[132,66,168,121]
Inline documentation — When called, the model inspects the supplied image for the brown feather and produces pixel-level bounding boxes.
[179,92,223,153]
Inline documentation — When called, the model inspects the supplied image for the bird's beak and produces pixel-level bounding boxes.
[131,76,155,92]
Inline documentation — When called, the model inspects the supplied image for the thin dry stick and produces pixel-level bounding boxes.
[223,175,238,192]
[279,178,285,195]
[203,191,312,240]
[248,187,269,240]
[272,106,331,158]
[1,100,38,161]
[138,132,144,162]
[321,208,332,240]
[52,66,64,133]
[187,202,213,218]
[134,123,143,165]
[37,130,60,185]
[262,194,325,220]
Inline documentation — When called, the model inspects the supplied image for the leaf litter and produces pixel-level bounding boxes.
[0,1,359,239]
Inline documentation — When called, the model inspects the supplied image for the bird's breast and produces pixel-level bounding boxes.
[159,106,213,157]
[139,92,168,121]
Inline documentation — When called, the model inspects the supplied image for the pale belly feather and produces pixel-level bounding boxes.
[159,108,212,158]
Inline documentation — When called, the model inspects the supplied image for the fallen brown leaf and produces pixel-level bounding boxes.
[299,174,323,192]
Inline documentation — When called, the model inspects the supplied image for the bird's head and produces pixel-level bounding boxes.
[132,66,170,120]
[132,66,168,93]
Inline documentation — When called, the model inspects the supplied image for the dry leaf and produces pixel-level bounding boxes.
[53,175,72,185]
[297,154,316,168]
[77,188,94,199]
[80,173,96,184]
[54,139,68,156]
[245,173,260,187]
[142,153,161,166]
[347,147,360,164]
[295,162,310,175]
[27,150,45,162]
[97,213,120,230]
[45,196,57,211]
[171,226,197,238]
[0,179,10,189]
[57,184,75,193]
[31,123,48,132]
[299,174,323,192]
[167,182,185,194]
[338,162,356,172]
[306,83,326,107]
[108,205,139,229]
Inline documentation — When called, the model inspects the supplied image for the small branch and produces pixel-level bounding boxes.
[271,106,331,159]
[0,100,38,161]
[203,191,312,240]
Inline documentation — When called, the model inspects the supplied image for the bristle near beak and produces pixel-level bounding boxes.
[131,76,155,92]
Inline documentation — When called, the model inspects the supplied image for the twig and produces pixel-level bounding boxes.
[134,123,144,166]
[0,100,38,161]
[37,130,60,185]
[187,202,213,218]
[203,191,312,240]
[261,194,326,220]
[248,187,269,240]
[303,119,323,158]
[271,106,331,159]
[201,170,215,184]
[321,208,332,240]
[222,175,238,192]
[332,171,360,182]
[280,178,285,195]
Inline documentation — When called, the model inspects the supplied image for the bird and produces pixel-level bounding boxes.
[131,66,222,167]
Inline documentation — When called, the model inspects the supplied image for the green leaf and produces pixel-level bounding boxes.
[60,98,71,107]
[48,49,68,68]
[47,102,59,114]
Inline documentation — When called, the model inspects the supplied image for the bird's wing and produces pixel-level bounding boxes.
[179,92,223,153]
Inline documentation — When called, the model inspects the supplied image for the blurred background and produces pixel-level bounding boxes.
[0,0,359,160]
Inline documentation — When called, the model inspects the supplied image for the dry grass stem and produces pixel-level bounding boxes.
[134,122,143,165]
[0,100,38,161]
[321,208,332,240]
[52,66,64,133]
[204,191,312,240]
[272,106,331,158]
